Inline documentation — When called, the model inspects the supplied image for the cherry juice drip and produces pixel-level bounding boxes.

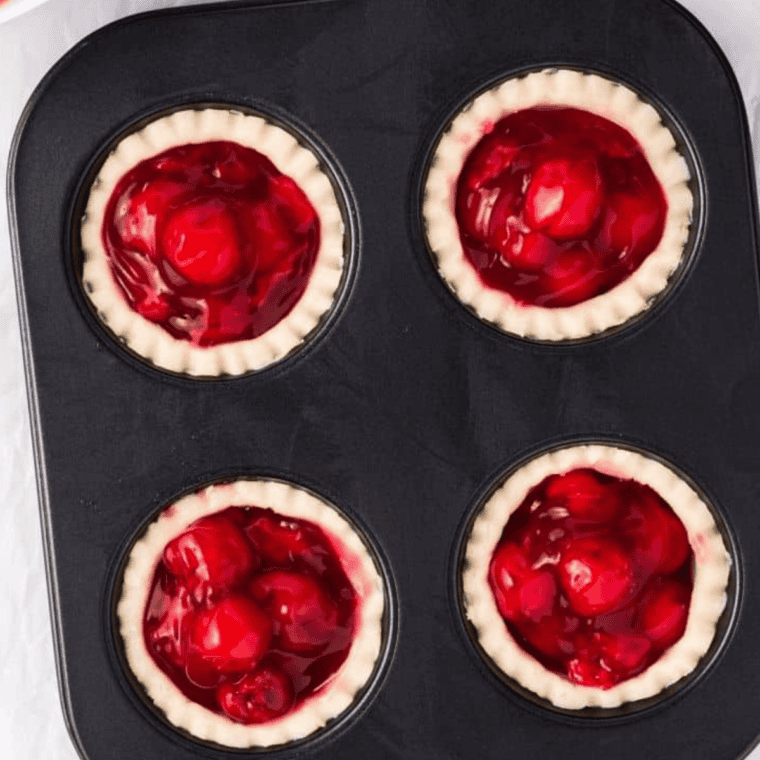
[455,107,668,307]
[487,468,694,688]
[102,141,320,347]
[143,506,357,724]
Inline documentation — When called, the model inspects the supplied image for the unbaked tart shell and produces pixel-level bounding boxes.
[460,444,731,710]
[116,478,386,748]
[422,68,696,342]
[81,107,347,378]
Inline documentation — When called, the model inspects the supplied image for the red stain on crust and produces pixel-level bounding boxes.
[691,532,712,565]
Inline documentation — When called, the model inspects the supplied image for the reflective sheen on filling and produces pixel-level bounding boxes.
[143,506,357,724]
[487,468,693,688]
[455,108,667,307]
[102,141,320,347]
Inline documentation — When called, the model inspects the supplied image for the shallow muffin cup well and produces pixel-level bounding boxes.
[78,104,356,379]
[457,442,736,715]
[421,67,704,344]
[114,477,396,751]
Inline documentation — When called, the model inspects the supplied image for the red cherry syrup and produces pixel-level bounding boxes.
[143,507,357,724]
[487,468,694,688]
[102,141,320,346]
[455,107,668,307]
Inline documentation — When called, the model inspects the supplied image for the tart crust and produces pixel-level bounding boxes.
[461,444,731,710]
[422,68,695,342]
[117,479,386,748]
[81,107,347,377]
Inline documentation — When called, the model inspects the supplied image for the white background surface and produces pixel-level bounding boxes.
[1,1,759,758]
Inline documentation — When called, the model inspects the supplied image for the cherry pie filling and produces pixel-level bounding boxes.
[101,140,320,347]
[143,506,357,724]
[455,107,668,308]
[487,467,694,689]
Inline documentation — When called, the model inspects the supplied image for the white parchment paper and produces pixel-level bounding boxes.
[0,1,758,758]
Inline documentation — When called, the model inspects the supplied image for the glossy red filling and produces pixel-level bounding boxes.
[101,140,320,347]
[487,468,694,688]
[455,107,668,307]
[143,506,357,724]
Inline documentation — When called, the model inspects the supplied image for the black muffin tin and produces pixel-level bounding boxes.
[8,0,760,758]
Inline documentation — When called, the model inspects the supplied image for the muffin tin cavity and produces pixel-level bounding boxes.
[73,102,359,380]
[111,477,398,754]
[454,441,739,720]
[420,67,705,344]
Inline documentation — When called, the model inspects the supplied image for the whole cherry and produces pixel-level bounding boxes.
[161,199,243,287]
[163,514,258,597]
[217,665,295,724]
[185,596,272,688]
[250,570,340,654]
[558,536,633,616]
